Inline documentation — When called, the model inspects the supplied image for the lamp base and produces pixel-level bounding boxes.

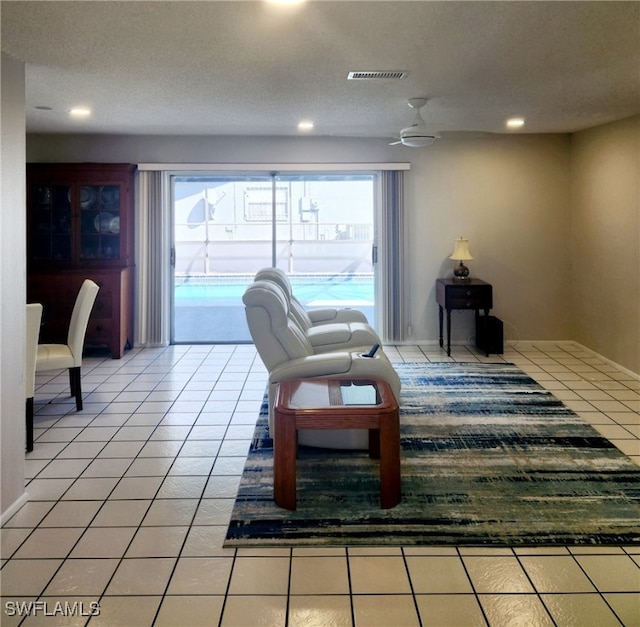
[453,261,470,280]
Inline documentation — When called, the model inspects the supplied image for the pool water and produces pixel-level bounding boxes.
[173,274,374,342]
[174,275,374,306]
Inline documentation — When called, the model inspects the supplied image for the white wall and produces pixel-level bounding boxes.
[26,132,574,346]
[1,52,27,518]
[571,116,640,374]
[403,134,572,344]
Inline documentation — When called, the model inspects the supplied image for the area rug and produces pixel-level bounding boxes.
[225,362,640,547]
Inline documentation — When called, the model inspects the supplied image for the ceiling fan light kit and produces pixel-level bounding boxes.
[391,97,442,148]
[398,132,440,148]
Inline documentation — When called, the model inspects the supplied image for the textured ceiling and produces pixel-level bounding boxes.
[2,1,639,137]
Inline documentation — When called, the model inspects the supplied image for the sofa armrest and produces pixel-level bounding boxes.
[306,324,352,347]
[307,308,339,323]
[269,352,352,383]
[308,308,369,325]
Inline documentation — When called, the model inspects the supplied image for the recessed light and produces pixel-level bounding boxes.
[69,107,91,117]
[298,121,314,132]
[506,117,525,129]
[265,0,306,5]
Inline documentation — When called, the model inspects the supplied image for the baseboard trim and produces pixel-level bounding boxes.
[573,342,640,381]
[385,340,639,380]
[0,491,28,526]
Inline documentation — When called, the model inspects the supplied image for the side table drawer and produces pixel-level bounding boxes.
[447,296,488,309]
[446,286,492,310]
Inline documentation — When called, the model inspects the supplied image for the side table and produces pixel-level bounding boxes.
[273,377,401,510]
[436,279,493,356]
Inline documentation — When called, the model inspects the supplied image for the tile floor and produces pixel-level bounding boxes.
[1,342,639,626]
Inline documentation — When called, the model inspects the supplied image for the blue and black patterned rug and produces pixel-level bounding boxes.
[225,362,640,547]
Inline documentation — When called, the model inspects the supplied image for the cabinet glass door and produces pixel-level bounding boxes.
[30,185,72,261]
[80,185,121,260]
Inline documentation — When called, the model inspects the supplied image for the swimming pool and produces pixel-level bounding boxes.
[174,273,374,306]
[173,273,374,342]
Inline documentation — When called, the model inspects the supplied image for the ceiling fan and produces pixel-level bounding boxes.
[389,98,499,147]
[390,98,441,147]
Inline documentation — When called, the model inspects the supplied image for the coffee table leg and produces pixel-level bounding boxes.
[378,410,401,509]
[368,428,380,459]
[273,411,298,510]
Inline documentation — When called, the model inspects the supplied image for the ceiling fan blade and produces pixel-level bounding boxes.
[389,140,402,145]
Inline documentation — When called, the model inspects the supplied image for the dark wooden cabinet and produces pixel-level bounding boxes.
[27,163,136,358]
[436,279,493,356]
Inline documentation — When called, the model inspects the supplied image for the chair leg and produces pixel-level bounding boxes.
[26,397,34,453]
[69,367,83,411]
[69,368,77,398]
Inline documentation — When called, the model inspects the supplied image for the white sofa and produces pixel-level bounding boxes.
[254,267,371,326]
[243,280,400,449]
[253,267,380,353]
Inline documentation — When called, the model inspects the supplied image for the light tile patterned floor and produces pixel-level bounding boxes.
[1,342,639,626]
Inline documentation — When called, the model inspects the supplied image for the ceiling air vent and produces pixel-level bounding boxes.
[347,71,407,80]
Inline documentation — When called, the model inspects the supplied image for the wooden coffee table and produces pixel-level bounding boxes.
[273,377,401,510]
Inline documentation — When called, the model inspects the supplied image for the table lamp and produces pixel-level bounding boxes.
[449,237,473,280]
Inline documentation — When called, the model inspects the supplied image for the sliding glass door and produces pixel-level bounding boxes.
[171,172,376,343]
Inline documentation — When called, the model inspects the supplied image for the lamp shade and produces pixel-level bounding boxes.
[449,237,473,261]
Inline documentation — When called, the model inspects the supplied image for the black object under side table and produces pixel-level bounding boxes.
[436,279,493,356]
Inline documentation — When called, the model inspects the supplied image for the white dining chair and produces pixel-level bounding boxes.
[26,303,43,452]
[36,279,99,412]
